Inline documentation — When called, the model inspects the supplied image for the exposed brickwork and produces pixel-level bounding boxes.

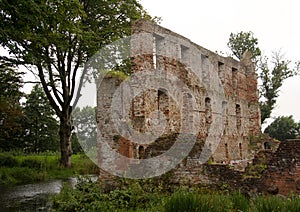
[97,20,261,181]
[259,139,300,195]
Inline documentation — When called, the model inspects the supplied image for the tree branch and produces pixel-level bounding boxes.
[37,64,62,118]
[72,62,88,108]
[68,44,82,106]
[46,47,64,106]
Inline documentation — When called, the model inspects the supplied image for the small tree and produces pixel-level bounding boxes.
[258,53,298,123]
[23,85,59,152]
[227,31,299,124]
[227,31,261,62]
[264,116,299,141]
[0,61,24,151]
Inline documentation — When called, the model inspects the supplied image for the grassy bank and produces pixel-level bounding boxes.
[52,180,300,211]
[0,152,98,186]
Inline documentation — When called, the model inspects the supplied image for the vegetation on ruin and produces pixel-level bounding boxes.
[52,179,300,211]
[105,70,130,81]
[242,163,267,179]
[227,31,261,62]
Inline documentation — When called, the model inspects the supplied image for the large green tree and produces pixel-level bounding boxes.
[0,0,147,166]
[23,85,59,153]
[264,115,299,141]
[0,61,24,151]
[227,32,299,124]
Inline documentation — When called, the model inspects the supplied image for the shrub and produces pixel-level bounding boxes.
[53,179,166,211]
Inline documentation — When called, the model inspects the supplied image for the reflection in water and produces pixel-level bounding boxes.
[0,180,62,211]
[0,176,97,211]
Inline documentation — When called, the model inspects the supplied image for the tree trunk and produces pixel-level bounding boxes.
[59,114,73,167]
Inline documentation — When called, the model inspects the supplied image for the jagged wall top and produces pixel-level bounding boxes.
[131,19,256,76]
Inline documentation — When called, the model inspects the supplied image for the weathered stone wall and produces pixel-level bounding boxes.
[129,20,261,163]
[97,20,261,179]
[258,139,300,195]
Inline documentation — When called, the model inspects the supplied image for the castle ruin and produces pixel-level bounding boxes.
[97,20,261,181]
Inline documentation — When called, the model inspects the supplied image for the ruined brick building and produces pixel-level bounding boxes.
[96,20,300,195]
[97,20,261,180]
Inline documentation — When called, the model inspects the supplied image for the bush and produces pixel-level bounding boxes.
[52,179,166,211]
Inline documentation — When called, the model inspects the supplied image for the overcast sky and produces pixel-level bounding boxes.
[140,0,300,127]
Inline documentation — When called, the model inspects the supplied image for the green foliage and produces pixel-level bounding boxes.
[114,59,134,76]
[227,31,261,61]
[0,153,98,186]
[20,158,44,170]
[227,32,300,124]
[165,188,248,212]
[259,54,299,123]
[165,190,201,212]
[243,164,267,179]
[264,115,300,141]
[0,61,24,150]
[251,195,300,212]
[52,178,166,211]
[52,180,300,212]
[230,191,250,212]
[252,196,285,211]
[0,70,61,153]
[106,70,130,80]
[0,167,46,185]
[23,84,60,152]
[0,152,19,167]
[0,0,150,167]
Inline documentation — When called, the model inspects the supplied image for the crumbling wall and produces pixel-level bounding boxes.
[259,139,300,195]
[129,20,261,163]
[97,20,261,179]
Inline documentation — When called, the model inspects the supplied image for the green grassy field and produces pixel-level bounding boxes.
[0,152,98,185]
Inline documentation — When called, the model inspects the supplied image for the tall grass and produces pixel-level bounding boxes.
[230,191,250,211]
[0,152,98,185]
[252,195,300,212]
[164,190,202,212]
[165,189,300,212]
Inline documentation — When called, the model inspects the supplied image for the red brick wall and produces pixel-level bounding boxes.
[260,140,300,195]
